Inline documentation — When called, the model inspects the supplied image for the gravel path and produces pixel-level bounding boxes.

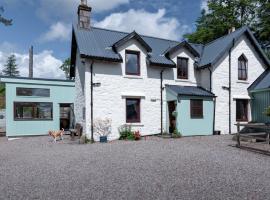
[0,135,270,200]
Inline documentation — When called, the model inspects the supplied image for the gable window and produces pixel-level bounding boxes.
[14,102,53,121]
[236,99,248,122]
[238,54,248,80]
[126,98,140,123]
[177,57,189,79]
[125,50,140,75]
[190,99,203,118]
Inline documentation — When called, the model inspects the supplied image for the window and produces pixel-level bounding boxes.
[177,57,188,79]
[16,88,50,97]
[236,99,248,122]
[125,50,140,75]
[126,98,140,123]
[238,55,248,80]
[14,102,53,120]
[190,99,203,118]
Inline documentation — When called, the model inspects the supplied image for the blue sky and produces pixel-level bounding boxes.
[0,0,206,78]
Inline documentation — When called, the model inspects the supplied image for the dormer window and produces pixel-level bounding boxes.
[238,54,248,81]
[177,57,188,79]
[125,50,140,76]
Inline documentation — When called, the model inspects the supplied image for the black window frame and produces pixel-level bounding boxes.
[190,99,203,119]
[177,57,189,79]
[126,98,141,123]
[125,50,141,76]
[14,102,53,121]
[236,99,249,122]
[16,87,50,97]
[238,54,248,81]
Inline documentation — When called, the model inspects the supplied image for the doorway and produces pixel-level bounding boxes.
[59,104,74,130]
[168,101,176,133]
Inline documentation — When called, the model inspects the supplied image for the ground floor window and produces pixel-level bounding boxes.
[190,99,203,118]
[14,102,53,120]
[236,99,248,122]
[126,98,140,123]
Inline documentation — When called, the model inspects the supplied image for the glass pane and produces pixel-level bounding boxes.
[126,53,139,74]
[37,103,53,119]
[16,88,50,97]
[126,99,140,122]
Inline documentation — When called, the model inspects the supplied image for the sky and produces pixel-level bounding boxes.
[0,0,207,79]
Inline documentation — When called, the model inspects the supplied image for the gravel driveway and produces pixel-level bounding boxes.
[0,135,270,200]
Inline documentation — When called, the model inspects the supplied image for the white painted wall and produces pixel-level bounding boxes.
[212,34,267,134]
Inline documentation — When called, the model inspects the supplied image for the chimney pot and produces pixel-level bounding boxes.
[29,46,33,78]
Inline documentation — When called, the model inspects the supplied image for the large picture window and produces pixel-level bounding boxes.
[238,54,248,81]
[236,99,248,122]
[14,102,53,120]
[190,99,203,118]
[16,88,50,97]
[125,50,140,75]
[177,57,188,79]
[126,98,140,123]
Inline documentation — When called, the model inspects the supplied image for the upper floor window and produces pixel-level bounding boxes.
[177,57,188,79]
[125,50,140,75]
[16,88,50,97]
[238,54,248,81]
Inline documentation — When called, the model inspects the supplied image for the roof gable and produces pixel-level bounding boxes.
[248,69,270,91]
[112,31,152,52]
[165,41,200,58]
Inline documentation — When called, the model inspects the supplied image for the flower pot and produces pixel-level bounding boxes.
[100,136,108,143]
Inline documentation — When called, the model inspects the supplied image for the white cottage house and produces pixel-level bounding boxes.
[70,1,270,140]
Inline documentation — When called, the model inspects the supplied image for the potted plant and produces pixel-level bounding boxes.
[263,106,270,126]
[93,118,112,143]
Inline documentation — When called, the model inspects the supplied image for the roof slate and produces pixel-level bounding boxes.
[248,69,270,91]
[166,84,215,97]
[73,25,270,69]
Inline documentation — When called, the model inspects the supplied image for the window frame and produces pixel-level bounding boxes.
[125,50,141,76]
[177,57,189,80]
[190,99,203,119]
[16,87,50,97]
[238,54,248,81]
[236,99,249,122]
[14,102,53,121]
[126,98,141,123]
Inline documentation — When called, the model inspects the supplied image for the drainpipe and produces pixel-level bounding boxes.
[90,60,94,142]
[207,66,212,92]
[228,39,235,134]
[160,69,164,135]
[213,97,216,135]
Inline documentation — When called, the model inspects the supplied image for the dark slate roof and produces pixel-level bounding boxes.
[166,84,215,97]
[197,26,270,68]
[72,25,270,69]
[113,31,152,52]
[248,69,270,91]
[73,25,178,66]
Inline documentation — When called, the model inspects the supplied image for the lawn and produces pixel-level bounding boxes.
[0,135,270,200]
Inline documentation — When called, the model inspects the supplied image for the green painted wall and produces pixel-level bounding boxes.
[250,90,270,123]
[2,78,75,137]
[176,96,214,136]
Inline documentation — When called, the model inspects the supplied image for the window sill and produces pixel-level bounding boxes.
[236,80,249,84]
[126,123,144,127]
[123,75,143,79]
[175,79,190,83]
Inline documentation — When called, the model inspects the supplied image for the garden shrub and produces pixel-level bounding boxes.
[118,124,133,140]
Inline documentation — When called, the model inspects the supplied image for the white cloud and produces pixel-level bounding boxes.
[40,22,71,42]
[201,0,209,13]
[0,50,65,79]
[94,9,190,40]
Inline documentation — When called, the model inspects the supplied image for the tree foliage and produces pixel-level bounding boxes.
[2,54,20,77]
[185,0,258,44]
[0,6,12,26]
[60,58,71,79]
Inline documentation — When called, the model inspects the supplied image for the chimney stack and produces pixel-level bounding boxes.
[228,27,236,34]
[29,46,33,78]
[78,0,91,29]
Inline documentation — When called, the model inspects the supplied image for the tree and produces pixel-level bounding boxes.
[185,0,257,44]
[0,6,12,26]
[2,54,20,77]
[60,58,71,79]
[256,1,270,47]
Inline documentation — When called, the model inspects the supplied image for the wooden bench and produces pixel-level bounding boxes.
[235,123,270,147]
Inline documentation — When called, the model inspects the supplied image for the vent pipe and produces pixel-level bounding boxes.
[29,46,33,78]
